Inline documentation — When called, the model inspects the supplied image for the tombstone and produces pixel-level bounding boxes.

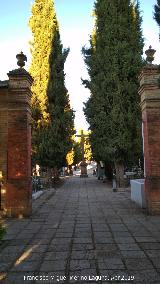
[138,46,160,214]
[0,52,33,217]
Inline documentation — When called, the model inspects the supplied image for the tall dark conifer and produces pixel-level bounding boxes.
[154,0,160,38]
[37,29,75,170]
[29,0,74,172]
[82,0,144,184]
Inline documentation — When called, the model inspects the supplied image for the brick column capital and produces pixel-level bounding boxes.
[139,65,160,112]
[7,68,33,113]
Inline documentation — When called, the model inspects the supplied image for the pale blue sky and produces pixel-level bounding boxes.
[0,0,159,130]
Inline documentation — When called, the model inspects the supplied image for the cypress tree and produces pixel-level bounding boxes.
[82,0,144,185]
[29,0,57,121]
[29,0,74,173]
[154,0,160,39]
[37,28,75,171]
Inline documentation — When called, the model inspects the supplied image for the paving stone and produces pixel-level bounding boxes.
[55,232,73,238]
[120,250,146,258]
[48,244,71,252]
[70,260,96,271]
[138,242,160,250]
[25,244,48,253]
[105,218,122,224]
[76,223,91,228]
[0,262,12,272]
[3,234,18,241]
[72,244,94,251]
[51,238,72,245]
[131,231,153,237]
[94,237,115,244]
[29,238,51,245]
[71,250,96,260]
[44,251,69,261]
[94,231,112,237]
[124,258,154,270]
[75,233,92,238]
[1,245,25,255]
[75,229,92,234]
[40,260,66,272]
[112,231,132,237]
[134,236,157,243]
[145,250,160,258]
[109,224,128,232]
[149,257,160,268]
[11,260,40,272]
[24,252,44,261]
[128,269,160,282]
[114,237,136,244]
[73,238,92,244]
[92,226,110,232]
[117,243,141,251]
[5,239,29,246]
[98,258,125,270]
[95,249,121,259]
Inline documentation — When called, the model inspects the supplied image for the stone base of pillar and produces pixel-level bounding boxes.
[145,176,160,215]
[4,203,32,218]
[80,161,88,178]
[5,178,32,218]
[80,174,88,178]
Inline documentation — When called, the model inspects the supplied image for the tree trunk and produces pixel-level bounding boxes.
[105,162,113,180]
[115,163,125,188]
[53,166,59,182]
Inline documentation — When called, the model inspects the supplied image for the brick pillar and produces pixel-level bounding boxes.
[0,81,8,210]
[5,67,33,217]
[139,64,160,214]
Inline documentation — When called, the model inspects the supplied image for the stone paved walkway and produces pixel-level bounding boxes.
[1,176,160,284]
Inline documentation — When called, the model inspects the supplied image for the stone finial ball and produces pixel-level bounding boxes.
[16,51,27,68]
[145,46,156,64]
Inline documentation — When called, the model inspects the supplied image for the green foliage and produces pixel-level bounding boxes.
[29,0,75,170]
[66,149,74,166]
[29,0,56,121]
[82,0,144,168]
[84,138,92,161]
[73,141,82,165]
[154,0,160,38]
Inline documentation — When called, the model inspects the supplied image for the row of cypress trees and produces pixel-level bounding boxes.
[29,0,75,175]
[82,0,144,185]
[29,0,158,181]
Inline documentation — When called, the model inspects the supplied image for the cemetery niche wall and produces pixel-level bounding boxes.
[0,52,33,217]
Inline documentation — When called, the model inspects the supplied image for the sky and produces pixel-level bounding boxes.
[0,0,159,130]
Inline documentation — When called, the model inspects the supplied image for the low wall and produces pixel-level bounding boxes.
[131,179,146,208]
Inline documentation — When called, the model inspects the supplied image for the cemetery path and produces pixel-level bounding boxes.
[1,176,160,284]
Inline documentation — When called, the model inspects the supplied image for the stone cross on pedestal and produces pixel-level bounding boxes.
[75,130,88,178]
